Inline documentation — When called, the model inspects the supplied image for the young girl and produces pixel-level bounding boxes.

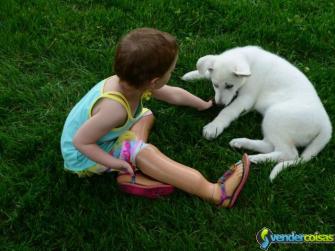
[61,28,250,208]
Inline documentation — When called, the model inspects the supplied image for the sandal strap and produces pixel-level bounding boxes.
[131,174,136,184]
[216,183,231,207]
[218,169,233,183]
[217,161,241,183]
[118,172,137,184]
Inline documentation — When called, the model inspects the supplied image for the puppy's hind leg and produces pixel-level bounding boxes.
[248,151,283,164]
[229,138,274,153]
[248,129,299,164]
[250,108,298,163]
[248,145,299,164]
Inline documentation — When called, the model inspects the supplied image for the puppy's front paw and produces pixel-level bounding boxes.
[203,122,223,140]
[181,70,199,81]
[181,72,193,81]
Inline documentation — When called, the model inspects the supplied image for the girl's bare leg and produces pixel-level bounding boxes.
[130,113,155,142]
[136,144,243,206]
[119,113,168,186]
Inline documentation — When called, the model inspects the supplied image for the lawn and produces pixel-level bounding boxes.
[0,0,334,250]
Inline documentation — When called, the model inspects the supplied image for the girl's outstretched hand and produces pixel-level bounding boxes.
[198,99,213,111]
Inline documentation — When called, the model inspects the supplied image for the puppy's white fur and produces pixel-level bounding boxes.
[182,46,332,181]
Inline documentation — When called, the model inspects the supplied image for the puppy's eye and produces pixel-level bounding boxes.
[225,83,233,89]
[213,83,219,88]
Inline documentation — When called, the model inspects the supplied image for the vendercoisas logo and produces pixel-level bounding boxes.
[256,227,335,250]
[256,227,273,250]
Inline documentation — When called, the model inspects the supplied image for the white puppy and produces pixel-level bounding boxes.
[182,46,332,181]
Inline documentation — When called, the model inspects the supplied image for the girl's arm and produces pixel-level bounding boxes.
[72,99,134,175]
[152,85,212,111]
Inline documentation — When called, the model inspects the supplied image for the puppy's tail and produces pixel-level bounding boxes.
[269,159,300,182]
[269,123,332,182]
[181,70,210,81]
[300,121,332,162]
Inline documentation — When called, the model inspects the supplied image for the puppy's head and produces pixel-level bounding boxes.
[197,53,251,106]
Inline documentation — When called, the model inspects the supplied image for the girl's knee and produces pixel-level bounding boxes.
[138,143,159,154]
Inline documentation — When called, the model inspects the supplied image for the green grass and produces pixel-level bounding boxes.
[1,0,334,250]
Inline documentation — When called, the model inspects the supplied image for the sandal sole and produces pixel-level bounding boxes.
[228,153,250,208]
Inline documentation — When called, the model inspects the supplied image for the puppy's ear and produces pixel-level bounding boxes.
[196,55,216,76]
[233,60,251,77]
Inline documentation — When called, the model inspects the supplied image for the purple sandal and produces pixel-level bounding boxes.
[217,161,241,184]
[216,154,250,208]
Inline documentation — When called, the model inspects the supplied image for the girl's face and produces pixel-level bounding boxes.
[152,55,178,89]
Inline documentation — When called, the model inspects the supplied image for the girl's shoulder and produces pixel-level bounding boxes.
[92,98,128,128]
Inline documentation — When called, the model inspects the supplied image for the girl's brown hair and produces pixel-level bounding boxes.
[114,28,178,88]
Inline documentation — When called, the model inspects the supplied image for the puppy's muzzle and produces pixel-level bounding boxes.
[212,91,239,108]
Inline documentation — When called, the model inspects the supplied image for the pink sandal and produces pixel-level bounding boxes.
[216,154,250,208]
[117,171,175,199]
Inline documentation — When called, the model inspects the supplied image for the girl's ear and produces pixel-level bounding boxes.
[148,77,160,89]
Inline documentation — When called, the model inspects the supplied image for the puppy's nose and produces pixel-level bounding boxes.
[211,97,225,108]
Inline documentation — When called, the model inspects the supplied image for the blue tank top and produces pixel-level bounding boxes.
[60,79,149,172]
